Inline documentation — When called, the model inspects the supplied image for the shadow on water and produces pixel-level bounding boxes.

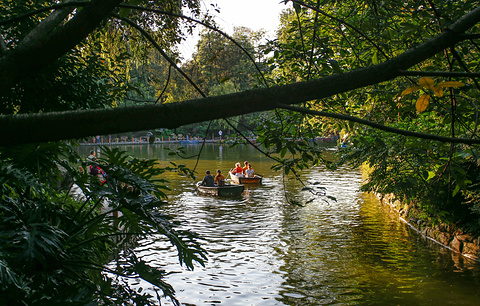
[79,143,480,305]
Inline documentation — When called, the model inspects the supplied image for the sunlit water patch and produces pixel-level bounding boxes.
[87,144,480,305]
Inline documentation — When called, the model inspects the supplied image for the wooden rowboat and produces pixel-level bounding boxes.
[229,172,263,185]
[196,182,245,197]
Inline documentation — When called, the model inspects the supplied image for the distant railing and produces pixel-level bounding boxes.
[81,135,338,145]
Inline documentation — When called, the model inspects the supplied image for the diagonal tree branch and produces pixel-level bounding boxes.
[1,5,480,146]
[17,0,77,50]
[277,104,480,144]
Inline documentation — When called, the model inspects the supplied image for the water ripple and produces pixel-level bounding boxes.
[105,144,480,305]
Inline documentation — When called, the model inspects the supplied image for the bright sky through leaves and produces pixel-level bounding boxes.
[179,0,290,60]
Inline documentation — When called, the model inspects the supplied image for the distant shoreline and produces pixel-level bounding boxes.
[80,139,219,145]
[80,136,338,146]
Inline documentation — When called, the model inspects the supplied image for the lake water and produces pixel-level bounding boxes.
[80,143,480,305]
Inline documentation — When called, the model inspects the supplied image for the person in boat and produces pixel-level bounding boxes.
[87,150,106,184]
[88,150,97,161]
[245,163,255,177]
[201,170,215,187]
[214,169,225,187]
[243,161,249,173]
[231,162,244,177]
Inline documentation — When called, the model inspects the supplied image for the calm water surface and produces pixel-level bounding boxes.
[81,143,480,305]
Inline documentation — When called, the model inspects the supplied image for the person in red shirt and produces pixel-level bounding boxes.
[231,162,244,177]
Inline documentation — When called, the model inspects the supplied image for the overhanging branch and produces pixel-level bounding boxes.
[400,70,480,78]
[0,0,122,91]
[277,104,480,145]
[1,5,480,146]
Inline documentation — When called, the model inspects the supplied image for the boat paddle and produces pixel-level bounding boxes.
[193,182,201,194]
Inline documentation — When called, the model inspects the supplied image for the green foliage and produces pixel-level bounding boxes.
[0,0,204,112]
[182,27,265,95]
[336,124,480,231]
[255,110,331,175]
[0,2,126,113]
[0,49,118,114]
[0,143,206,305]
[3,3,480,303]
[253,0,480,230]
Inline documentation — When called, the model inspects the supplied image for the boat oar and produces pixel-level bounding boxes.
[193,182,201,194]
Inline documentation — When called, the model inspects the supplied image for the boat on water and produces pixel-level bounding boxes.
[196,182,245,197]
[228,172,263,185]
[180,140,199,144]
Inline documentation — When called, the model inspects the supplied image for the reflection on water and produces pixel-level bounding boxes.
[79,144,480,305]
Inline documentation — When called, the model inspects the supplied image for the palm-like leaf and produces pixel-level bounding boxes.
[0,142,206,304]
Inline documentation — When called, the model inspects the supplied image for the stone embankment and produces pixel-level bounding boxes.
[377,193,480,262]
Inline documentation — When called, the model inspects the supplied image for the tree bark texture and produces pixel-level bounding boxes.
[0,0,122,92]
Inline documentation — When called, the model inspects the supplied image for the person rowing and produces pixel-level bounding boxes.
[231,162,244,177]
[200,170,215,187]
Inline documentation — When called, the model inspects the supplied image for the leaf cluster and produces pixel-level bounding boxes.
[255,1,480,229]
[337,125,480,231]
[0,143,206,305]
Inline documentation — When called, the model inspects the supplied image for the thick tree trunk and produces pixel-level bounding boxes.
[0,0,122,92]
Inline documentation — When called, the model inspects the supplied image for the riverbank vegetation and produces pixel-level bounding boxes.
[2,0,480,303]
[270,1,480,246]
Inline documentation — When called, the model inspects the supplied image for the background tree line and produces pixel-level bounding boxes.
[121,25,271,137]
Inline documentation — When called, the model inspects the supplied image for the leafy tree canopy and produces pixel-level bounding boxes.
[1,1,480,145]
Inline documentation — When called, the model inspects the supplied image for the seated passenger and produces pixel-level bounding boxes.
[245,164,255,177]
[214,169,225,187]
[243,161,249,173]
[201,170,215,187]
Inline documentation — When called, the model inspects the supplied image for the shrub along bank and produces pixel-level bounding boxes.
[377,193,480,261]
[334,129,480,262]
[356,160,480,261]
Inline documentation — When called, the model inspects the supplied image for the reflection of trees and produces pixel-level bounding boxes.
[272,166,362,304]
[350,193,480,301]
[273,182,480,304]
